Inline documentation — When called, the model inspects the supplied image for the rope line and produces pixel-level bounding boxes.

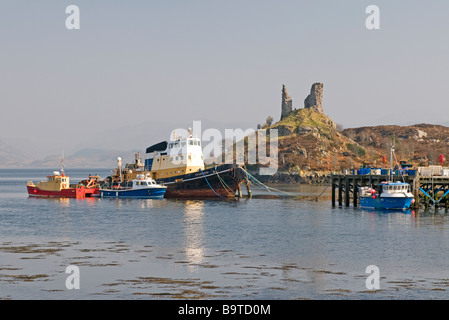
[217,173,235,195]
[241,168,295,197]
[310,184,330,201]
[199,169,224,198]
[241,167,329,201]
[215,166,235,195]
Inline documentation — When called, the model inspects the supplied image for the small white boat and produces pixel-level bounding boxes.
[99,174,167,199]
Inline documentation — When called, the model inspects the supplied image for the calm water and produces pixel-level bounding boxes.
[1,168,449,300]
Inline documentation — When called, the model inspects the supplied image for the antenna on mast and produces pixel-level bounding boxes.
[389,135,405,183]
[60,150,65,175]
[118,157,122,182]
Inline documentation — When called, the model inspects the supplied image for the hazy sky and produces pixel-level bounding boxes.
[1,1,449,157]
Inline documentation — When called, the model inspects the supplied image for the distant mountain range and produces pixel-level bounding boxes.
[0,141,139,169]
[0,139,30,167]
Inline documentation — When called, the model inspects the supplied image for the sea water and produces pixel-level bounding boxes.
[1,168,449,300]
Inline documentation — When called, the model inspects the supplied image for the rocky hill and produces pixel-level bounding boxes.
[342,124,449,166]
[271,106,369,173]
[252,83,449,182]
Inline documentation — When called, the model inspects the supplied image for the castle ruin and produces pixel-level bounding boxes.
[280,82,324,120]
[281,85,293,120]
[304,83,324,113]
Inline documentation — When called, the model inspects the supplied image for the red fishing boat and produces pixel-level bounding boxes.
[27,170,100,198]
[27,155,100,198]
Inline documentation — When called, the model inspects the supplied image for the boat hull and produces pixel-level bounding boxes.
[156,164,245,198]
[360,196,414,210]
[27,185,99,198]
[99,187,166,199]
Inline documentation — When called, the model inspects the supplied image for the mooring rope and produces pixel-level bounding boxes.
[309,184,330,201]
[216,171,235,195]
[241,167,329,200]
[241,168,295,197]
[199,169,224,198]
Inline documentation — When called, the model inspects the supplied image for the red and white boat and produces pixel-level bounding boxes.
[27,170,100,198]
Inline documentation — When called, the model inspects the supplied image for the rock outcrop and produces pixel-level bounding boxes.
[281,85,293,120]
[304,83,324,113]
[260,83,449,177]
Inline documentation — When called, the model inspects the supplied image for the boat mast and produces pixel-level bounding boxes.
[118,157,122,183]
[389,145,394,183]
[389,136,406,183]
[60,151,65,176]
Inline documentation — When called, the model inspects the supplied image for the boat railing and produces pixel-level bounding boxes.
[27,181,34,186]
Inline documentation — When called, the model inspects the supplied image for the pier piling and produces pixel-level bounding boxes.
[332,182,336,207]
[237,183,242,198]
[345,178,350,207]
[338,178,343,207]
[245,180,252,198]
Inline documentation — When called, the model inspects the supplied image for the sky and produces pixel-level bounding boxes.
[1,0,449,158]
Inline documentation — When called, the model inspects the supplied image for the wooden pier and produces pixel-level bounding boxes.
[331,174,449,209]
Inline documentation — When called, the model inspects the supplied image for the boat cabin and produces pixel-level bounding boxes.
[144,131,205,180]
[109,130,206,183]
[380,182,410,194]
[28,171,71,191]
[371,182,411,197]
[132,174,159,189]
[361,182,411,197]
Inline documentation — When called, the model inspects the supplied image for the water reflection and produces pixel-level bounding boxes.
[183,200,206,270]
[105,198,167,210]
[358,207,449,230]
[27,197,99,207]
[58,198,70,207]
[360,208,414,215]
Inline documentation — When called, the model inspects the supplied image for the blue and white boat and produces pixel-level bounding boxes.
[358,146,415,210]
[99,174,167,199]
[359,181,414,210]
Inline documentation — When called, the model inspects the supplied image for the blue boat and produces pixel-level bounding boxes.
[99,174,167,199]
[359,182,414,210]
[358,146,414,210]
